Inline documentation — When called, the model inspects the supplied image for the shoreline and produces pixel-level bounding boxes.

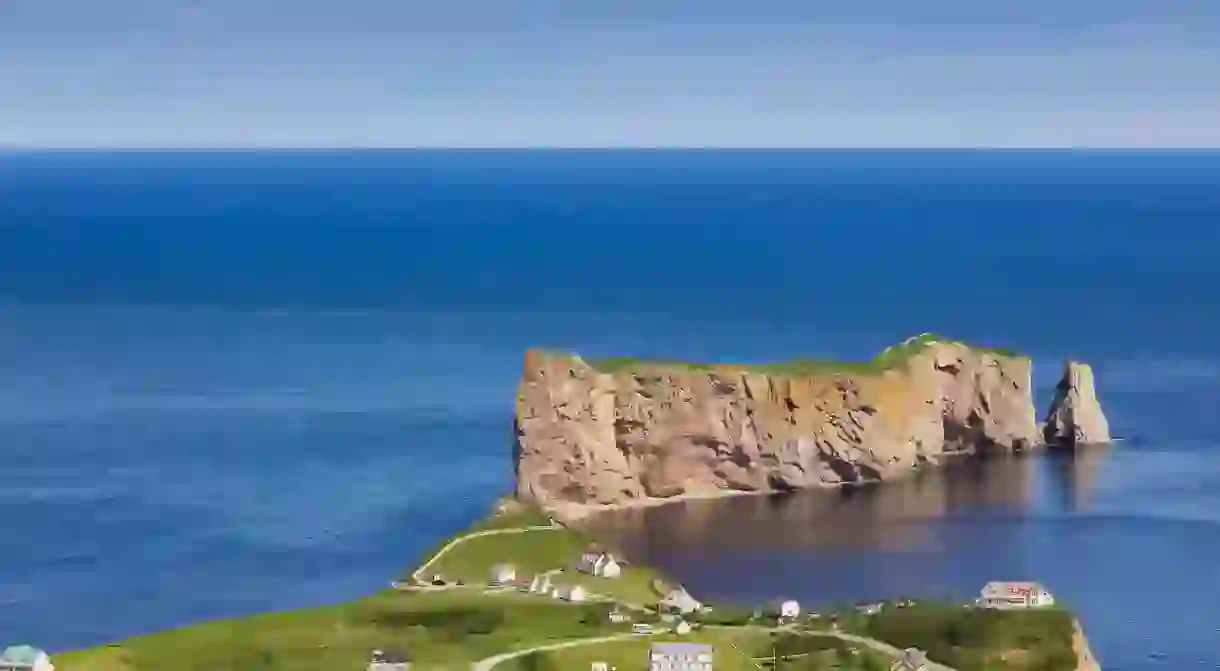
[548,448,992,524]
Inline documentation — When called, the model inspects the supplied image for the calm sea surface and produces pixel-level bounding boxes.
[1,151,1218,671]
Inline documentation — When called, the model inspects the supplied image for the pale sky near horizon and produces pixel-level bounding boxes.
[2,0,1219,148]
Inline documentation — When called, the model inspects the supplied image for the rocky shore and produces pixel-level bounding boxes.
[513,335,1109,521]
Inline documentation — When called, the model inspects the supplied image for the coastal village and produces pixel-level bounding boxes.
[26,497,1086,671]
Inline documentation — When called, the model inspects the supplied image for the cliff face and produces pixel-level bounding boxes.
[514,339,1042,514]
[1044,361,1111,447]
[1072,619,1102,671]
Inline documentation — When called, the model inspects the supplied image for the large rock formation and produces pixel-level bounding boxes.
[514,337,1044,517]
[1044,361,1111,447]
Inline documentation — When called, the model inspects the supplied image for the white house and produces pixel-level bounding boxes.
[591,663,609,671]
[576,551,622,578]
[529,573,553,594]
[977,582,1055,609]
[650,643,713,671]
[489,564,516,586]
[552,584,588,602]
[780,600,800,619]
[658,588,703,615]
[1,646,54,671]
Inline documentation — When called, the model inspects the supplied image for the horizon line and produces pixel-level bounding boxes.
[4,147,1220,154]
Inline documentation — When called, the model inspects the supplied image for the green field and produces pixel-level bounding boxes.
[502,629,771,671]
[427,529,588,581]
[57,590,619,671]
[849,602,1077,671]
[756,634,894,671]
[505,630,898,671]
[405,503,559,577]
[424,526,667,606]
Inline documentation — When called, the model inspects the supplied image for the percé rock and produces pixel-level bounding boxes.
[1044,361,1111,447]
[513,339,1044,514]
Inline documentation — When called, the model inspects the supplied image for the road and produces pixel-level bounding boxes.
[471,633,652,671]
[407,524,561,586]
[387,524,959,671]
[469,622,959,671]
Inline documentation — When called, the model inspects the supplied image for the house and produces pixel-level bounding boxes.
[658,588,703,615]
[1,646,53,671]
[855,602,883,615]
[367,649,410,671]
[889,648,927,671]
[591,663,609,671]
[576,551,622,578]
[552,584,588,602]
[976,582,1055,609]
[673,620,692,635]
[608,606,632,624]
[649,642,713,671]
[529,573,553,594]
[779,600,800,619]
[489,564,516,586]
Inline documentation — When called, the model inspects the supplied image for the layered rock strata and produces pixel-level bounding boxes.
[514,338,1048,516]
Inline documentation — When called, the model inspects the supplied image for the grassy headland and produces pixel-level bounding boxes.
[56,501,666,671]
[57,499,1083,671]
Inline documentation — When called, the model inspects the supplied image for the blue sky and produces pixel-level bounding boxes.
[1,0,1218,148]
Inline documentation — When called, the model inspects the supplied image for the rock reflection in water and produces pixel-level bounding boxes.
[1044,444,1112,511]
[584,449,1099,607]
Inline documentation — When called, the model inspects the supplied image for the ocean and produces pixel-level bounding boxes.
[1,151,1218,670]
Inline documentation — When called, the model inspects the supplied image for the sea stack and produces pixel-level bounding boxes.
[513,336,1042,518]
[1043,361,1111,447]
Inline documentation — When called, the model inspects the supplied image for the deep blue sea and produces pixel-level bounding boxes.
[1,151,1219,670]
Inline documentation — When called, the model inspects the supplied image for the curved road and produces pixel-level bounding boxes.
[390,523,958,671]
[408,524,561,585]
[472,633,650,671]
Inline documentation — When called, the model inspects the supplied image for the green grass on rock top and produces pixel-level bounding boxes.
[578,333,1024,376]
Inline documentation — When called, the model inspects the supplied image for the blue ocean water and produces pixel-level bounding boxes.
[1,151,1218,669]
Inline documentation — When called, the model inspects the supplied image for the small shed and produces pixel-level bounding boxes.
[674,620,692,635]
[780,600,800,619]
[529,573,553,594]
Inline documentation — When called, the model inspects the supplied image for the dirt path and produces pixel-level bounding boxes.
[407,524,561,586]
